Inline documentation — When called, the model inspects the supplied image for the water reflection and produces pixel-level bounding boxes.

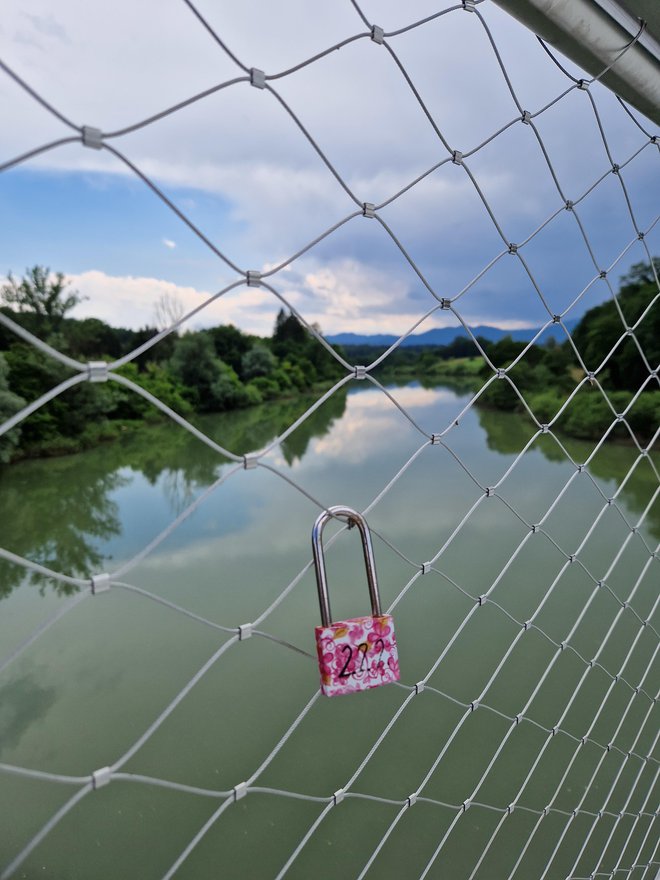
[1,381,657,880]
[0,673,57,752]
[0,381,656,602]
[476,406,660,539]
[0,456,127,598]
[311,384,455,465]
[0,389,348,597]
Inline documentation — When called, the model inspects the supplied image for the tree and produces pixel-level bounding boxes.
[153,292,185,332]
[169,331,251,412]
[571,257,659,389]
[1,266,84,333]
[0,353,26,463]
[63,317,123,360]
[241,344,277,379]
[128,325,176,369]
[169,333,220,409]
[619,258,660,293]
[208,324,252,374]
[3,343,115,451]
[272,308,307,356]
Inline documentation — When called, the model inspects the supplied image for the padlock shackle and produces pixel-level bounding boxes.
[312,506,381,627]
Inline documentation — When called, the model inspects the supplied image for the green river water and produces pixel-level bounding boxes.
[0,381,657,879]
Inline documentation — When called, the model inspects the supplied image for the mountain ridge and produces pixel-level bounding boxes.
[327,320,578,347]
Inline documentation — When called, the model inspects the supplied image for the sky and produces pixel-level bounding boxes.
[0,0,658,339]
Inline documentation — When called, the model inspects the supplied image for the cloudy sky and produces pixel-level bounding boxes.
[0,0,658,338]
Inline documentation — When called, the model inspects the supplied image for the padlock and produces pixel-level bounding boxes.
[312,506,400,697]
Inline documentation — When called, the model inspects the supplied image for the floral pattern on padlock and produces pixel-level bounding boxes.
[315,614,400,697]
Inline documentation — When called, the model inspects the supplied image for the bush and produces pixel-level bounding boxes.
[282,361,308,391]
[250,376,281,400]
[241,344,277,379]
[244,383,263,405]
[4,343,116,445]
[210,363,252,410]
[0,352,25,462]
[170,333,249,412]
[559,390,621,440]
[108,364,149,420]
[112,363,193,419]
[140,363,193,417]
[0,386,25,464]
[480,377,520,410]
[528,389,565,424]
[271,368,293,392]
[619,390,660,441]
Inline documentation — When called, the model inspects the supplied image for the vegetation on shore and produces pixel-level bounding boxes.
[343,259,659,444]
[479,259,659,442]
[0,259,657,463]
[0,267,344,463]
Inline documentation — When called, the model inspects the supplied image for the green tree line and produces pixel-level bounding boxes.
[1,260,658,462]
[476,259,659,441]
[0,267,344,463]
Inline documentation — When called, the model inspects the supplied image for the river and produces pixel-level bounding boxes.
[0,381,657,879]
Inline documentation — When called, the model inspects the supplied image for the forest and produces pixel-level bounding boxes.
[0,267,344,462]
[0,259,658,463]
[479,258,659,443]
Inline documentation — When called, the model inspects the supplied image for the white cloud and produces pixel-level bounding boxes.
[1,0,655,335]
[65,266,448,336]
[312,385,455,464]
[59,255,589,338]
[70,260,540,339]
[304,259,406,317]
[69,270,277,335]
[465,317,538,331]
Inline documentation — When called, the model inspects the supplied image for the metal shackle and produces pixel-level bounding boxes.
[312,506,381,628]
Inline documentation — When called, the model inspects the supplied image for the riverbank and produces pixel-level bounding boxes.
[5,359,658,464]
[0,305,346,464]
[4,381,343,464]
[3,259,658,462]
[376,354,659,445]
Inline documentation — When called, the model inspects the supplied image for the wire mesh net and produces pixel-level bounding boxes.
[0,0,658,878]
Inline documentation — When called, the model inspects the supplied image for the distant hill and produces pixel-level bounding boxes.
[326,321,578,348]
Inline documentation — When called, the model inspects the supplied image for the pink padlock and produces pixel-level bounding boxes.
[312,506,400,697]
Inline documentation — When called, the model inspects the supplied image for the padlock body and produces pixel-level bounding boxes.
[315,614,399,697]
